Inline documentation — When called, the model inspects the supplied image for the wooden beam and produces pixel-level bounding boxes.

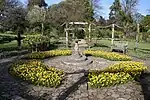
[69,22,88,25]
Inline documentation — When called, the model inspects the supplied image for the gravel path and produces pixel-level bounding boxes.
[0,55,149,100]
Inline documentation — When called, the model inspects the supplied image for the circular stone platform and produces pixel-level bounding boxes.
[62,51,93,66]
[43,56,115,73]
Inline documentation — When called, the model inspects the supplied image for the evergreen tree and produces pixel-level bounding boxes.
[28,0,47,9]
[109,0,122,24]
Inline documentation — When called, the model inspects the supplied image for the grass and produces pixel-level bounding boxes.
[1,37,150,59]
[0,40,18,49]
[94,39,150,50]
[0,40,26,52]
[91,39,150,60]
[0,34,43,52]
[128,49,150,60]
[0,33,17,37]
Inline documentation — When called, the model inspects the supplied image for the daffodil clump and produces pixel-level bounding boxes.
[9,60,64,87]
[104,61,147,78]
[88,72,132,88]
[88,61,147,88]
[83,50,131,61]
[25,50,72,59]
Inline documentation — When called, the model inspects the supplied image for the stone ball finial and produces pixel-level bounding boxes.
[75,40,78,43]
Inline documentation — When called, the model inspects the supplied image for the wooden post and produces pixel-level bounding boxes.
[111,24,115,46]
[65,29,69,48]
[135,23,140,50]
[88,23,91,42]
[41,23,44,35]
[65,23,69,48]
[73,33,75,39]
[41,7,45,36]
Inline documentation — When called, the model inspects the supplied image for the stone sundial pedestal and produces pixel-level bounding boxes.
[62,40,93,66]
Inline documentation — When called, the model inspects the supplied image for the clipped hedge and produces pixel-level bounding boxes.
[9,60,64,87]
[88,61,147,88]
[84,50,131,61]
[25,50,72,59]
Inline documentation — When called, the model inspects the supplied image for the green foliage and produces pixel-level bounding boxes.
[9,60,64,87]
[47,0,94,27]
[141,15,150,32]
[142,32,150,43]
[27,6,46,24]
[109,0,122,24]
[88,61,147,88]
[0,34,16,43]
[28,0,47,8]
[25,50,72,59]
[23,35,50,51]
[92,29,123,38]
[84,50,131,61]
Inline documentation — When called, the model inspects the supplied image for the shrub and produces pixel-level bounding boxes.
[84,50,131,61]
[88,61,147,88]
[88,72,132,88]
[9,60,64,87]
[25,50,72,59]
[23,35,50,52]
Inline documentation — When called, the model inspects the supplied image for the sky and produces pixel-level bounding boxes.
[20,0,150,19]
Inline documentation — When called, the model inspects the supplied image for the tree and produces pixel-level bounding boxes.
[141,15,150,32]
[0,0,28,47]
[27,0,47,35]
[47,0,94,26]
[91,0,101,18]
[27,5,46,35]
[121,0,139,37]
[28,0,47,9]
[109,0,122,25]
[97,16,106,25]
[133,12,144,24]
[121,0,138,16]
[108,0,139,37]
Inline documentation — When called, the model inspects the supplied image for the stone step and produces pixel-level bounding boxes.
[62,59,93,66]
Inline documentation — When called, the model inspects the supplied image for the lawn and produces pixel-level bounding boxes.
[0,40,26,52]
[91,39,150,59]
[0,40,18,48]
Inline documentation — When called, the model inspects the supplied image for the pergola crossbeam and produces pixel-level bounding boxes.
[69,22,88,25]
[63,21,92,48]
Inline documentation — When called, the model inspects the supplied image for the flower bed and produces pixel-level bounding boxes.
[83,50,131,61]
[9,60,64,87]
[88,72,132,88]
[104,61,147,78]
[25,50,72,59]
[88,61,147,88]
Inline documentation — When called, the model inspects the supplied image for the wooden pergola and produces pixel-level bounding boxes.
[62,22,93,48]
